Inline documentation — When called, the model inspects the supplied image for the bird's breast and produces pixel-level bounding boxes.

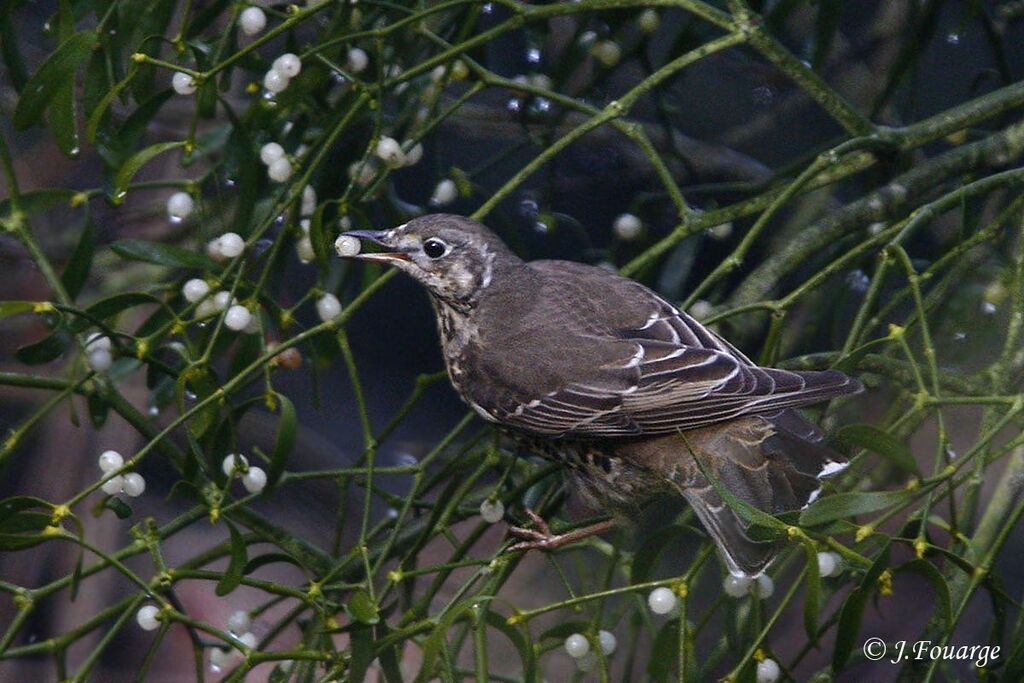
[434,302,498,421]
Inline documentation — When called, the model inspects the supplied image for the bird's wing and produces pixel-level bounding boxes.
[484,261,859,438]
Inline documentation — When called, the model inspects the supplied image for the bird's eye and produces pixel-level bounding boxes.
[423,238,447,259]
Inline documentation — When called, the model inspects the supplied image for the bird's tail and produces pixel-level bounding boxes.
[676,409,847,577]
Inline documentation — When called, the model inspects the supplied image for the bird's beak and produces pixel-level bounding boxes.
[340,230,411,263]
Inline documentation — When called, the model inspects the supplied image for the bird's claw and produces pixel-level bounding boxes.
[506,509,616,552]
[506,508,560,551]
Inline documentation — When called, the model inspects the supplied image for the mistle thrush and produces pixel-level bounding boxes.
[340,214,860,577]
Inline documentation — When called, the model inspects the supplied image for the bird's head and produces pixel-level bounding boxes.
[338,214,517,308]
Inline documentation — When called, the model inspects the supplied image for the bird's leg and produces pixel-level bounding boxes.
[507,509,616,552]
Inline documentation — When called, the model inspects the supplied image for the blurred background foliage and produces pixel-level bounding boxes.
[1,0,1024,681]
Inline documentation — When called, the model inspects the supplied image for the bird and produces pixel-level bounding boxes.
[338,214,861,577]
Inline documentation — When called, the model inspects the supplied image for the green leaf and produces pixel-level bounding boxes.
[631,524,690,584]
[485,611,537,683]
[346,589,380,625]
[0,496,55,525]
[834,423,919,475]
[111,238,214,270]
[242,552,302,575]
[0,498,55,551]
[800,489,911,527]
[895,559,951,629]
[1003,637,1024,683]
[87,392,109,428]
[96,88,173,169]
[803,542,821,646]
[265,393,296,494]
[0,189,77,222]
[69,546,84,600]
[812,0,841,70]
[61,219,95,300]
[348,624,374,683]
[111,141,186,204]
[416,600,474,682]
[0,13,29,92]
[538,621,591,642]
[74,292,163,331]
[833,544,891,671]
[47,63,81,158]
[15,330,71,365]
[648,619,681,682]
[216,520,247,596]
[105,497,133,518]
[0,301,37,321]
[86,67,138,145]
[13,31,94,130]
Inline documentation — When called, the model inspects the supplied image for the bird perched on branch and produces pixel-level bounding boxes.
[339,214,860,577]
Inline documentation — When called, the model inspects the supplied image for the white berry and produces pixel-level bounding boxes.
[316,293,341,322]
[88,349,113,372]
[348,161,376,187]
[296,237,315,263]
[222,453,249,477]
[598,630,616,655]
[592,40,622,68]
[166,192,194,220]
[101,473,125,495]
[346,47,368,73]
[224,305,252,331]
[638,8,660,33]
[98,450,124,472]
[85,332,111,352]
[195,299,219,319]
[430,178,458,207]
[210,647,236,670]
[647,587,677,615]
[613,213,642,241]
[122,472,146,497]
[213,291,233,312]
[756,657,781,683]
[335,234,362,257]
[273,53,301,78]
[479,498,504,523]
[301,185,317,216]
[217,232,245,258]
[375,136,405,169]
[689,300,713,320]
[817,551,842,577]
[172,71,197,95]
[242,466,267,494]
[268,157,293,182]
[227,610,251,635]
[136,605,161,631]
[564,633,590,659]
[238,631,258,650]
[752,575,775,599]
[723,574,752,598]
[260,142,284,165]
[239,7,267,36]
[183,278,210,303]
[708,221,733,240]
[263,68,289,94]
